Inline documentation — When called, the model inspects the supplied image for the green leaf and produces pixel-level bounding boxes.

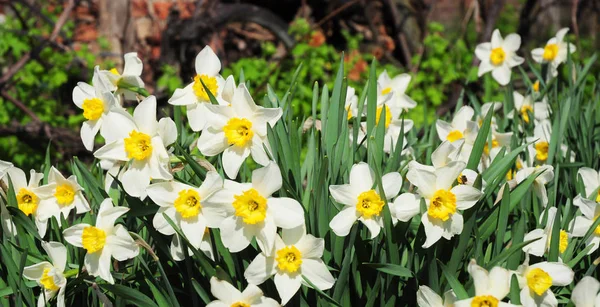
[98,284,159,307]
[362,263,412,278]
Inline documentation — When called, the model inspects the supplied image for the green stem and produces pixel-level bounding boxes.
[63,268,79,278]
[117,81,150,97]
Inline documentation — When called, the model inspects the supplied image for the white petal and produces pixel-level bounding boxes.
[220,217,252,253]
[531,48,544,63]
[392,193,421,222]
[198,129,229,156]
[210,277,242,303]
[187,103,209,132]
[268,197,305,229]
[157,117,177,147]
[96,199,129,229]
[417,285,443,307]
[134,96,158,135]
[42,241,67,272]
[435,161,465,191]
[62,224,90,247]
[274,273,302,305]
[168,84,196,106]
[121,166,151,198]
[492,65,511,86]
[147,181,187,207]
[94,140,128,161]
[329,207,359,237]
[360,217,382,239]
[244,253,276,285]
[329,184,358,206]
[350,162,375,193]
[80,119,102,151]
[301,258,335,290]
[100,108,137,142]
[475,42,491,61]
[252,108,283,136]
[381,172,402,199]
[23,261,52,281]
[153,207,177,235]
[85,249,114,284]
[502,34,521,51]
[108,224,139,261]
[295,234,324,259]
[523,229,547,257]
[451,185,482,210]
[122,52,143,76]
[252,163,282,197]
[195,46,221,76]
[491,29,503,48]
[571,276,600,307]
[223,146,251,179]
[422,213,444,248]
[407,168,437,199]
[578,167,600,199]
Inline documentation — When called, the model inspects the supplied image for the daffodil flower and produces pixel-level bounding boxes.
[454,260,518,307]
[63,199,139,284]
[2,166,47,236]
[476,102,503,129]
[244,226,335,305]
[514,256,574,307]
[569,195,600,254]
[34,167,90,234]
[98,53,145,100]
[510,91,550,125]
[531,28,576,78]
[515,165,554,207]
[207,276,280,307]
[523,207,570,257]
[355,115,414,154]
[329,162,402,238]
[577,167,600,201]
[94,95,177,198]
[146,171,223,261]
[475,29,524,85]
[23,241,68,307]
[571,276,600,307]
[0,161,17,236]
[197,84,282,179]
[168,46,227,131]
[436,106,479,146]
[344,86,359,120]
[377,70,418,112]
[72,81,121,151]
[202,162,304,254]
[403,160,483,248]
[416,285,456,307]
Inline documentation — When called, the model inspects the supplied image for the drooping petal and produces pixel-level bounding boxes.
[220,216,252,253]
[122,52,143,76]
[222,146,251,179]
[301,258,335,290]
[274,272,302,305]
[23,261,52,281]
[85,249,114,284]
[422,213,444,248]
[244,253,276,285]
[329,207,359,237]
[42,241,68,272]
[108,224,139,261]
[416,285,444,307]
[392,193,421,222]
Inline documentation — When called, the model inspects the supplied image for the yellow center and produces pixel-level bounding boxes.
[124,130,153,161]
[192,74,218,101]
[559,230,568,253]
[446,130,464,142]
[428,189,457,221]
[471,295,499,307]
[81,226,107,254]
[520,105,533,124]
[230,303,250,307]
[533,81,540,92]
[356,190,385,219]
[489,47,506,66]
[16,188,39,216]
[594,215,600,236]
[232,188,267,224]
[483,139,500,155]
[82,98,104,121]
[223,118,254,147]
[535,141,549,162]
[174,189,202,218]
[345,105,353,120]
[526,268,553,296]
[596,191,600,203]
[109,68,120,76]
[40,268,60,292]
[375,105,392,129]
[506,169,515,181]
[54,184,75,206]
[542,44,559,61]
[276,245,303,273]
[381,87,392,95]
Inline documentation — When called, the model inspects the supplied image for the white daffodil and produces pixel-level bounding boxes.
[454,260,517,307]
[329,162,402,238]
[569,195,600,254]
[416,285,456,307]
[480,129,513,171]
[72,81,122,151]
[197,84,282,179]
[146,171,223,261]
[0,161,17,236]
[355,114,414,154]
[526,121,573,165]
[34,167,90,234]
[577,167,600,201]
[168,46,227,131]
[23,241,67,307]
[531,28,576,78]
[202,162,304,254]
[63,199,139,284]
[515,165,554,207]
[402,160,483,248]
[436,106,479,148]
[476,102,503,128]
[475,29,524,85]
[515,256,574,307]
[244,226,335,305]
[344,86,359,120]
[98,53,145,100]
[377,70,418,112]
[510,92,550,125]
[94,96,177,198]
[170,230,215,261]
[207,277,280,307]
[2,166,47,235]
[571,276,600,307]
[523,207,570,257]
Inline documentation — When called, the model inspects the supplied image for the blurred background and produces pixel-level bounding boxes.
[0,0,599,170]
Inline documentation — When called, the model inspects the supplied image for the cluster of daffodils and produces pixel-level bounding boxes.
[1,25,598,307]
